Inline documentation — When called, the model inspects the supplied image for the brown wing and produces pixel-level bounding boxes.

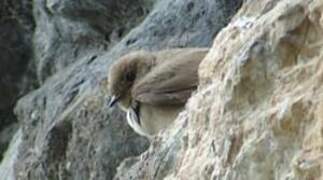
[131,48,208,106]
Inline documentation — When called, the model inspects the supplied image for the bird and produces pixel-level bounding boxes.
[107,48,209,137]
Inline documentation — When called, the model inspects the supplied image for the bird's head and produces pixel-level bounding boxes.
[107,51,156,109]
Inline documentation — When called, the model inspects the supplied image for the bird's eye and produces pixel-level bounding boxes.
[125,72,135,81]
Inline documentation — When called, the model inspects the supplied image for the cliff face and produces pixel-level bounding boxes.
[0,0,242,179]
[195,0,323,179]
[0,0,35,161]
[115,0,323,179]
[1,0,322,179]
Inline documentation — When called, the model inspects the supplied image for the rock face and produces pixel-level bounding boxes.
[0,0,35,160]
[6,0,322,179]
[115,0,323,179]
[3,0,242,180]
[33,0,154,83]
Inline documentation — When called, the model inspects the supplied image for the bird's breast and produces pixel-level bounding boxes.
[126,103,183,137]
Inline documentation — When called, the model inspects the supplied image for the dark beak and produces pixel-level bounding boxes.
[108,95,120,107]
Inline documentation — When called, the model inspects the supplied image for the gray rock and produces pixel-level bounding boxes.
[11,0,242,179]
[0,0,35,160]
[0,123,19,161]
[0,129,22,180]
[33,0,153,83]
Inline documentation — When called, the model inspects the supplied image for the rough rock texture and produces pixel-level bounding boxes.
[33,0,154,83]
[0,0,35,160]
[7,0,242,180]
[5,0,323,179]
[114,0,323,179]
[0,130,22,180]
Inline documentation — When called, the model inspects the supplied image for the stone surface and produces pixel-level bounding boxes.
[33,0,154,83]
[114,0,323,179]
[0,129,22,180]
[0,0,35,160]
[5,0,242,180]
[6,0,323,179]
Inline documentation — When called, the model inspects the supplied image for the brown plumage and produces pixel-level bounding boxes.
[107,48,208,137]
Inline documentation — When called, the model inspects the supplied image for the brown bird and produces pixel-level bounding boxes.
[107,48,208,137]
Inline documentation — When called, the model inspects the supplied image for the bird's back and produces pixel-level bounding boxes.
[132,48,209,106]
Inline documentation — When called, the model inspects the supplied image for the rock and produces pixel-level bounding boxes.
[11,0,242,180]
[0,123,19,161]
[0,0,35,161]
[114,0,323,179]
[0,129,22,180]
[33,0,154,83]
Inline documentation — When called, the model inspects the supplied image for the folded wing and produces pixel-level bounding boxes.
[132,49,208,106]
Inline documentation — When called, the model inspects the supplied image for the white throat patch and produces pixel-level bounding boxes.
[126,107,151,137]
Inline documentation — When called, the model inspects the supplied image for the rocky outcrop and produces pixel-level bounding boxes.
[5,0,242,180]
[0,0,35,160]
[3,0,323,179]
[0,130,22,180]
[33,0,154,83]
[115,0,323,179]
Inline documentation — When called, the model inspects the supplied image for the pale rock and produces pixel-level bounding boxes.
[115,0,323,179]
